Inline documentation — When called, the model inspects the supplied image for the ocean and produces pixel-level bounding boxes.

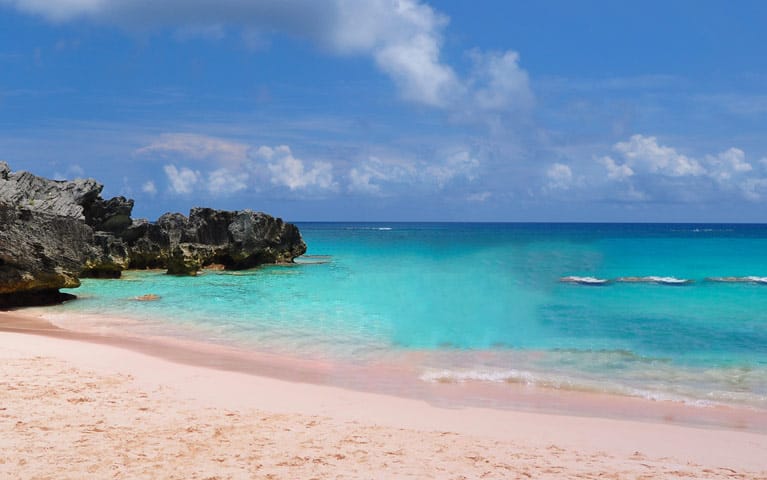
[47,223,767,411]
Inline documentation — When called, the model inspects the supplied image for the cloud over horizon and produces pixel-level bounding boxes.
[139,132,480,198]
[546,134,767,203]
[2,1,765,221]
[139,133,338,196]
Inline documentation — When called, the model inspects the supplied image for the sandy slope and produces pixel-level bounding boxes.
[1,314,766,479]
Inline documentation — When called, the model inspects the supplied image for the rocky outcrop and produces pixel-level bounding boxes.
[127,208,306,275]
[0,162,306,305]
[0,203,93,306]
[0,162,102,219]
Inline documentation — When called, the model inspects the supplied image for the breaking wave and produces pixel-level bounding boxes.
[615,276,693,285]
[561,275,767,286]
[706,276,767,284]
[559,276,609,285]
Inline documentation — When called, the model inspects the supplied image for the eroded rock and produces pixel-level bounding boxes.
[0,163,307,304]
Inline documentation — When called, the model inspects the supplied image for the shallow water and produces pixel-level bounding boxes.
[50,223,767,409]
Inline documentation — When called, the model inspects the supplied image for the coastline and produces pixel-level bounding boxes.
[2,310,767,476]
[4,309,767,431]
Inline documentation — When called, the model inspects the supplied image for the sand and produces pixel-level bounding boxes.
[1,312,767,479]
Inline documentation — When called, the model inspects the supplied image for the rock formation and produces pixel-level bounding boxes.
[0,162,306,306]
[119,208,305,276]
[0,203,93,306]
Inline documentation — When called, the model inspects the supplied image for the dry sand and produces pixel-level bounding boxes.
[1,312,767,479]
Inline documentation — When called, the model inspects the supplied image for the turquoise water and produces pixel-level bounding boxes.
[51,223,767,408]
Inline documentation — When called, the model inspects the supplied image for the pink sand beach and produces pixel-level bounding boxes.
[2,310,767,479]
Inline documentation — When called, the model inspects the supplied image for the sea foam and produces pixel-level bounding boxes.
[559,276,609,285]
[615,276,693,285]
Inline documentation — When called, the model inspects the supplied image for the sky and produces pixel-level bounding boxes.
[0,0,765,222]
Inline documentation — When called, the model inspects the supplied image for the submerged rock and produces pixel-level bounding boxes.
[0,162,306,304]
[133,294,160,301]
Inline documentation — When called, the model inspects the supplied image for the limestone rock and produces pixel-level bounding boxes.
[0,203,93,306]
[0,162,307,304]
[0,166,102,219]
[127,208,307,275]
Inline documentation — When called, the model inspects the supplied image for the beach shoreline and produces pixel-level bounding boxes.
[3,309,767,432]
[1,310,767,477]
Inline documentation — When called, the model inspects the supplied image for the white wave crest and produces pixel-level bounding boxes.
[615,276,692,285]
[559,276,609,285]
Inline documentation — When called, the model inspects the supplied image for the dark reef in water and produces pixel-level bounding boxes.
[0,161,306,307]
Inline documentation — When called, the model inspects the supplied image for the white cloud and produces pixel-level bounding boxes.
[425,150,479,187]
[1,0,532,117]
[613,134,705,177]
[348,149,479,195]
[546,163,573,190]
[141,180,157,195]
[2,0,460,108]
[599,156,634,180]
[136,133,249,167]
[143,136,338,195]
[604,135,755,187]
[705,148,752,182]
[375,34,458,107]
[257,145,336,191]
[207,168,249,195]
[468,50,533,112]
[585,134,767,202]
[163,164,200,194]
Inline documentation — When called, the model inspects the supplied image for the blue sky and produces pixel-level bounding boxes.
[0,0,765,222]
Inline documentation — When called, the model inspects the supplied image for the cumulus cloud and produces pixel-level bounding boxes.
[571,134,767,201]
[163,165,201,194]
[603,135,755,187]
[375,32,458,107]
[257,145,336,191]
[705,148,751,182]
[613,134,705,177]
[0,0,532,114]
[600,156,634,181]
[207,167,249,195]
[141,134,338,196]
